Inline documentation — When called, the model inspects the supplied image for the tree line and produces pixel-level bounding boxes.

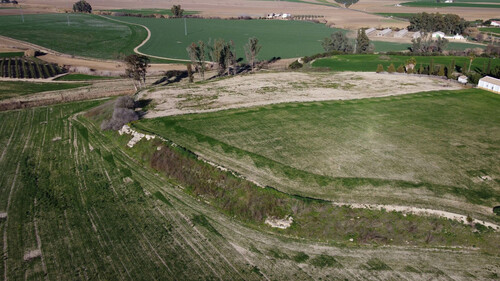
[186,37,262,80]
[408,12,469,35]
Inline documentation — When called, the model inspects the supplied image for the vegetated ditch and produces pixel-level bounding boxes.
[84,103,500,254]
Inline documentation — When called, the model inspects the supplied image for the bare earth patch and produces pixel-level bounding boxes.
[23,249,41,261]
[141,71,462,118]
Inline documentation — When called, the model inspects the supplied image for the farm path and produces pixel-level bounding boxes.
[97,15,194,63]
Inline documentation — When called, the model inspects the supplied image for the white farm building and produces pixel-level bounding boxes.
[365,27,376,36]
[394,29,408,38]
[491,21,500,27]
[432,31,445,38]
[478,76,500,93]
[377,28,392,37]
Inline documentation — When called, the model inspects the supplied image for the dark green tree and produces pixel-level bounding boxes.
[73,0,92,13]
[322,31,353,53]
[171,5,184,18]
[334,0,359,8]
[356,29,372,54]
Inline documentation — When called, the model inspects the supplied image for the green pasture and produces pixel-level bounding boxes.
[312,54,499,72]
[374,13,415,20]
[0,81,88,100]
[401,1,500,8]
[137,89,500,208]
[0,13,146,59]
[479,27,500,35]
[109,16,345,60]
[0,52,23,58]
[54,73,117,81]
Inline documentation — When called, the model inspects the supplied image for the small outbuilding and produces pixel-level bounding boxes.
[458,75,468,84]
[478,76,500,93]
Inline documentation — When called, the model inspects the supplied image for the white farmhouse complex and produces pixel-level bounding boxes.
[478,76,500,93]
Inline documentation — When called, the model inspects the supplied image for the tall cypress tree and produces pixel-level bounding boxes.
[356,29,371,54]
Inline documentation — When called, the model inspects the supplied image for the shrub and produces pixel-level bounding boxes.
[289,60,303,69]
[101,96,138,131]
[396,64,405,73]
[376,64,384,73]
[387,63,396,73]
[494,206,500,216]
[437,66,445,77]
[114,96,135,109]
[73,0,92,13]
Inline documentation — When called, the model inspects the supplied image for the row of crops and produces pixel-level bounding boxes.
[0,57,65,79]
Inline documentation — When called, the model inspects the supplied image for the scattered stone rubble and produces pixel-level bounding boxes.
[265,216,293,229]
[118,125,157,147]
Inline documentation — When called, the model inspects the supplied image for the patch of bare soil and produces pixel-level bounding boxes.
[141,71,462,118]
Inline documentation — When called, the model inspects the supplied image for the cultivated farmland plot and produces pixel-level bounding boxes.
[0,99,499,280]
[0,14,147,59]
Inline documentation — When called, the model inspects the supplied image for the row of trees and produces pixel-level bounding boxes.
[376,59,456,78]
[186,37,262,80]
[322,30,372,54]
[408,12,469,35]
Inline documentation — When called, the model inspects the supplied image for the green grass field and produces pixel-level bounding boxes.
[109,17,345,60]
[312,54,499,72]
[0,81,88,100]
[0,14,147,59]
[375,13,415,20]
[0,52,24,58]
[401,0,500,8]
[54,73,117,81]
[480,27,500,35]
[136,89,500,212]
[100,8,198,16]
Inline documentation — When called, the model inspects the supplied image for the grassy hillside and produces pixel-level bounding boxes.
[0,81,88,100]
[312,54,499,72]
[0,14,147,59]
[2,98,498,279]
[136,89,500,212]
